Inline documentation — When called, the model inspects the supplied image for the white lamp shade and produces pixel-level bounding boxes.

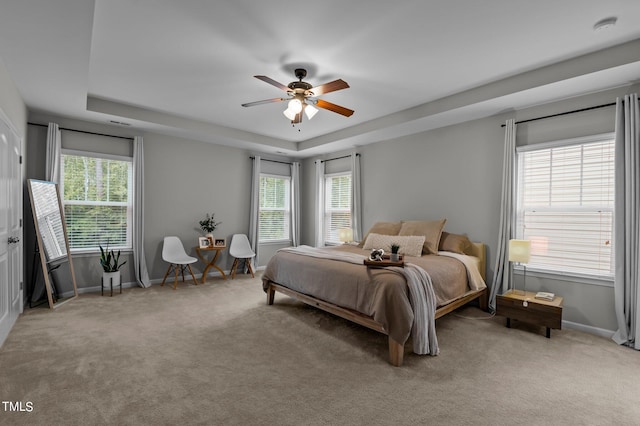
[338,228,353,243]
[304,103,318,120]
[288,98,303,113]
[283,108,297,120]
[509,239,531,263]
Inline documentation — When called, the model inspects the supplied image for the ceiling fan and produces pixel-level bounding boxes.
[241,68,354,124]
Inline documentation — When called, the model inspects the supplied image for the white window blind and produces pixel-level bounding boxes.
[324,173,352,244]
[516,135,614,279]
[60,151,133,251]
[259,175,290,242]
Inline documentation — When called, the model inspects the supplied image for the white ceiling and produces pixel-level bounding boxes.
[1,0,639,158]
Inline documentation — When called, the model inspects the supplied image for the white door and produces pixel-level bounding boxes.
[0,114,23,347]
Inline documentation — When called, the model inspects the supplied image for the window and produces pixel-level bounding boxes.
[324,173,352,244]
[60,150,133,251]
[259,175,290,242]
[515,134,614,279]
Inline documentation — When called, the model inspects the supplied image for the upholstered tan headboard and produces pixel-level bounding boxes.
[467,242,486,281]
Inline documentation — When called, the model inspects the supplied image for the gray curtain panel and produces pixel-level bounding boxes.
[290,162,301,247]
[249,156,260,269]
[133,136,150,288]
[488,119,516,312]
[45,122,61,183]
[613,93,640,349]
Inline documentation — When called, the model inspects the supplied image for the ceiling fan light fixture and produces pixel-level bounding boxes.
[283,108,297,120]
[288,98,303,114]
[304,103,318,120]
[243,68,354,122]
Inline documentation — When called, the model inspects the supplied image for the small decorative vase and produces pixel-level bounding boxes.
[206,233,214,247]
[390,253,399,262]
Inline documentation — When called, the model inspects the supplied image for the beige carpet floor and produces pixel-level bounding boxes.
[1,272,639,425]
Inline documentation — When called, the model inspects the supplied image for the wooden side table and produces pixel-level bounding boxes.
[496,290,563,338]
[195,246,227,283]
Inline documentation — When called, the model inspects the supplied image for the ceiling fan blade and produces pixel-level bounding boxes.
[254,75,290,92]
[241,98,286,107]
[310,79,349,96]
[315,99,354,117]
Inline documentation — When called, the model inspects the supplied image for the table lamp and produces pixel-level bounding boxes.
[338,228,353,244]
[509,239,531,295]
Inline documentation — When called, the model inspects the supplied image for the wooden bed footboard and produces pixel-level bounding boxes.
[266,282,487,367]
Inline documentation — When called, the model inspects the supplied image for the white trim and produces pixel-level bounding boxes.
[258,174,292,243]
[59,266,261,297]
[61,148,132,162]
[69,248,133,256]
[515,133,615,281]
[0,106,22,140]
[562,320,615,339]
[258,239,291,246]
[146,269,232,286]
[516,132,615,153]
[514,267,613,287]
[324,170,350,179]
[260,172,291,179]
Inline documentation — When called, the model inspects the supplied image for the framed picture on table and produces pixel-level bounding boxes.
[198,236,212,248]
[214,238,226,248]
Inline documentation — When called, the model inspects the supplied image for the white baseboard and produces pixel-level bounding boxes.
[76,282,136,295]
[562,320,615,339]
[57,269,236,296]
[148,269,232,286]
[53,282,617,342]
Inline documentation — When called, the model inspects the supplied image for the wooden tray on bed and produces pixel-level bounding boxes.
[364,254,404,268]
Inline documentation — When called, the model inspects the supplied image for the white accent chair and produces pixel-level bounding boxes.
[229,234,256,279]
[161,236,198,289]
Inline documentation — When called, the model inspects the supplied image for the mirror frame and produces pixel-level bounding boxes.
[27,179,78,309]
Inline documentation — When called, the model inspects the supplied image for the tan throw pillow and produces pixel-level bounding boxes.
[358,221,402,247]
[439,232,472,254]
[398,219,447,254]
[362,233,426,257]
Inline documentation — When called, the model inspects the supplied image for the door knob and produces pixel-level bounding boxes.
[7,236,20,244]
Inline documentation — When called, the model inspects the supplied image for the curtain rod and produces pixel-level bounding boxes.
[500,102,618,127]
[249,156,293,165]
[28,122,134,141]
[317,153,360,164]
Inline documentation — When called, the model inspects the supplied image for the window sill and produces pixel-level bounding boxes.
[514,267,613,288]
[258,240,292,246]
[70,249,133,257]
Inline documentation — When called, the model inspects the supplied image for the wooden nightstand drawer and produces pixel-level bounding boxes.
[496,290,563,337]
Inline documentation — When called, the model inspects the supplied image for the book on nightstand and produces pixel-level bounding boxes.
[535,292,555,301]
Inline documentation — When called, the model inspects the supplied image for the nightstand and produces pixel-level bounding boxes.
[496,290,563,338]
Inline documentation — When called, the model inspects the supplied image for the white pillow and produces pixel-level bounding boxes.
[362,233,426,257]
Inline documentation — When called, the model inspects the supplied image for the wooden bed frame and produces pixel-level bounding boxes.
[265,243,488,367]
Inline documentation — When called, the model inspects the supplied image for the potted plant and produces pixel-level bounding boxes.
[199,213,222,240]
[100,245,126,291]
[390,243,401,262]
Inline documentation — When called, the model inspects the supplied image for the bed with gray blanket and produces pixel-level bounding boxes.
[262,233,487,366]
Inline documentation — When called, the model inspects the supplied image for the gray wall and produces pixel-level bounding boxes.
[20,78,640,333]
[143,132,253,277]
[0,60,26,138]
[300,84,640,333]
[23,118,273,292]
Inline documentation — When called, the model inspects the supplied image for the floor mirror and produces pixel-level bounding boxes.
[27,179,78,308]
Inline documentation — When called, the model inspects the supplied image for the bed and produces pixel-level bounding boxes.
[262,220,488,366]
